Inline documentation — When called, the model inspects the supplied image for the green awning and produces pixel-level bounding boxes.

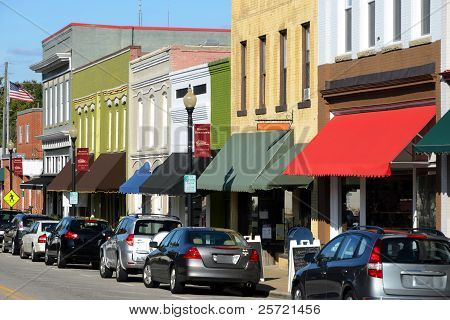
[0,168,4,182]
[198,130,311,193]
[415,110,450,153]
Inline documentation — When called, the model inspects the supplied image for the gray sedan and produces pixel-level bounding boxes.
[143,227,261,296]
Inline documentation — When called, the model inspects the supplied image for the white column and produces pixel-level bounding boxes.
[330,176,341,238]
[441,155,450,237]
[134,194,142,213]
[205,195,211,227]
[360,177,367,226]
[413,166,418,228]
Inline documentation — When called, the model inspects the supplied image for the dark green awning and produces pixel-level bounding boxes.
[415,110,450,153]
[198,130,311,193]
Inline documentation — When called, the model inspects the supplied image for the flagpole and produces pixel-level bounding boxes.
[5,63,10,147]
[2,62,7,155]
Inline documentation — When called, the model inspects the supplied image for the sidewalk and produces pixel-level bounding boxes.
[256,265,291,299]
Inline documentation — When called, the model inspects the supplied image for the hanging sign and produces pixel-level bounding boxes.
[76,148,89,172]
[12,158,23,176]
[194,124,210,158]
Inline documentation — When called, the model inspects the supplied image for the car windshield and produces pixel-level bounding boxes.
[381,238,450,265]
[0,212,17,224]
[134,220,181,236]
[42,223,57,232]
[23,217,49,228]
[71,220,109,233]
[188,231,247,247]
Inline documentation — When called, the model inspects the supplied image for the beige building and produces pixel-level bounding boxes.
[229,0,321,242]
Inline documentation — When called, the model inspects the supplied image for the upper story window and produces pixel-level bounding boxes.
[240,41,247,112]
[176,84,207,99]
[302,23,311,101]
[44,89,48,126]
[280,30,288,107]
[18,126,22,144]
[25,124,29,144]
[421,0,431,35]
[368,1,376,47]
[259,35,267,108]
[345,0,352,52]
[137,98,144,151]
[393,0,402,41]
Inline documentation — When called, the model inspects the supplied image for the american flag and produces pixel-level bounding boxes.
[9,81,34,102]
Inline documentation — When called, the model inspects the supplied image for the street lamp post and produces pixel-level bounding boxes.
[7,140,14,209]
[69,126,78,216]
[183,86,197,226]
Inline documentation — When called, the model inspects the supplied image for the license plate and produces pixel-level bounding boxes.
[412,276,446,290]
[135,241,149,253]
[213,254,240,264]
[0,231,4,235]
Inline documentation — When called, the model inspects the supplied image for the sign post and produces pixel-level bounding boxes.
[194,124,210,158]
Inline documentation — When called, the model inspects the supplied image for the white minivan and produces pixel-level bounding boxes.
[20,220,59,261]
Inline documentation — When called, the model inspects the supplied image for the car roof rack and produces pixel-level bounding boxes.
[350,226,385,234]
[127,213,180,220]
[392,228,446,237]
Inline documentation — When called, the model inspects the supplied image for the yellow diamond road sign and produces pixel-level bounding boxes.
[4,190,20,207]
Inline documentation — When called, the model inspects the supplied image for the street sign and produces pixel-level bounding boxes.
[69,192,79,205]
[184,175,197,193]
[77,148,89,172]
[3,190,20,207]
[12,158,23,176]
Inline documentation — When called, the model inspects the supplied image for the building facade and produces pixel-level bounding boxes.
[127,46,230,218]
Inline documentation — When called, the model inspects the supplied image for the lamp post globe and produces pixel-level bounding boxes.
[69,126,78,143]
[7,140,14,152]
[183,87,197,110]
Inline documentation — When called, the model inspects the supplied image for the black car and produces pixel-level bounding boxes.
[143,227,261,295]
[2,213,53,255]
[291,226,450,300]
[0,209,22,248]
[45,217,112,269]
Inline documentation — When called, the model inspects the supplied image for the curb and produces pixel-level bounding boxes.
[267,290,290,300]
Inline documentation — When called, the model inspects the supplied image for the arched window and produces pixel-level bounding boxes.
[147,96,155,148]
[138,98,144,151]
[162,92,168,147]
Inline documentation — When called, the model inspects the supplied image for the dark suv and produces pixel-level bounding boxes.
[0,209,22,248]
[45,217,111,268]
[291,227,450,300]
[2,214,53,255]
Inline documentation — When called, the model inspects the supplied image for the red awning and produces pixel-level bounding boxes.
[284,106,436,177]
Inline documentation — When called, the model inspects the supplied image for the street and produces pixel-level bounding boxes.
[0,253,273,300]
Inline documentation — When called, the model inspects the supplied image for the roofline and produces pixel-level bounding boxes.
[17,108,43,116]
[42,22,231,43]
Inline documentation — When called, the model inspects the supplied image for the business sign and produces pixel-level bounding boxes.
[184,175,197,193]
[69,192,79,205]
[76,148,89,172]
[12,158,23,176]
[194,124,210,158]
[287,239,321,293]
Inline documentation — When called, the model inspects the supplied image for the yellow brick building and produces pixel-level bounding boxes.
[230,0,321,240]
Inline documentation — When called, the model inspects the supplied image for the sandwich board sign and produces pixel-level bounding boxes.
[288,239,321,293]
[244,235,265,282]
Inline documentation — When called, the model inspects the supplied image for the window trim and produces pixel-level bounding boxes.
[301,22,311,103]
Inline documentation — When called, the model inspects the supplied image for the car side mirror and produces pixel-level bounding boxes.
[149,241,158,249]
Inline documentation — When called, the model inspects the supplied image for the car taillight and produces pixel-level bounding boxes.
[126,234,134,246]
[183,247,201,259]
[367,239,383,279]
[408,233,427,239]
[249,249,259,263]
[63,231,79,240]
[38,234,47,243]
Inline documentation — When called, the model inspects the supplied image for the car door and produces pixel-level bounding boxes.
[166,230,183,272]
[325,234,363,299]
[49,219,67,255]
[114,219,130,265]
[152,230,176,281]
[23,222,38,253]
[4,216,19,247]
[106,219,123,265]
[304,235,345,299]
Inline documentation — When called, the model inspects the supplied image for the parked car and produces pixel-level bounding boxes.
[0,209,22,249]
[20,220,59,261]
[45,217,111,269]
[291,226,450,300]
[2,214,53,255]
[142,227,261,296]
[100,214,182,281]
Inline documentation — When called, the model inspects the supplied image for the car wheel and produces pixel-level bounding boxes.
[91,261,100,269]
[116,255,128,282]
[44,247,54,266]
[241,282,257,297]
[19,245,28,259]
[11,239,19,255]
[170,266,184,294]
[57,249,66,268]
[31,245,39,262]
[143,261,159,288]
[343,290,356,300]
[1,241,8,253]
[99,254,113,278]
[291,283,305,300]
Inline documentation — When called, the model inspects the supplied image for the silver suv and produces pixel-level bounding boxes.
[99,214,182,282]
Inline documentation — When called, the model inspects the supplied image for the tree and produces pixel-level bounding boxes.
[0,80,42,147]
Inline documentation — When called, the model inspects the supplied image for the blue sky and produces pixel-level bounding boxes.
[0,0,231,82]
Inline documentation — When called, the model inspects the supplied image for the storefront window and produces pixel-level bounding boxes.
[341,177,360,232]
[416,171,436,228]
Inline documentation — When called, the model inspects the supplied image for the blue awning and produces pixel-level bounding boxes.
[119,162,151,194]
